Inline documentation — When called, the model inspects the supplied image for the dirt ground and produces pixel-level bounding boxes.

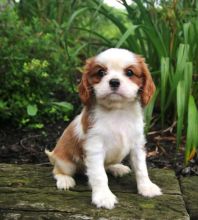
[0,120,197,176]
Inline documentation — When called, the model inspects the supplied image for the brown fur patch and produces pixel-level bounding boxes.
[135,55,156,106]
[88,64,107,84]
[81,107,92,133]
[124,65,144,88]
[52,121,84,165]
[78,58,107,106]
[78,58,95,106]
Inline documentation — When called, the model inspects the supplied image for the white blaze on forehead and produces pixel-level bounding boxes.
[95,48,137,69]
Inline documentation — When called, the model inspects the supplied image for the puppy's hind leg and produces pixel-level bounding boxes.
[53,159,77,190]
[45,150,76,190]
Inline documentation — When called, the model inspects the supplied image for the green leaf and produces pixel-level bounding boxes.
[183,62,193,107]
[144,88,159,133]
[160,57,169,126]
[175,44,189,78]
[183,23,191,44]
[115,25,138,48]
[67,7,88,31]
[52,102,73,112]
[74,27,113,45]
[185,96,198,164]
[176,81,186,148]
[29,123,44,129]
[27,104,38,116]
[0,100,7,109]
[165,44,190,111]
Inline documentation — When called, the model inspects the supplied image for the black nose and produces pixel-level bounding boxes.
[109,78,120,89]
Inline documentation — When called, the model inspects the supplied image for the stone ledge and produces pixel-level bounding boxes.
[0,164,189,220]
[180,176,198,220]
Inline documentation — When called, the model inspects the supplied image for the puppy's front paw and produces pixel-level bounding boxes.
[138,182,162,197]
[54,174,76,190]
[107,164,131,177]
[92,189,118,209]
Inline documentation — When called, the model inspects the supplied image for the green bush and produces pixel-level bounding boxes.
[0,0,115,128]
[0,5,81,127]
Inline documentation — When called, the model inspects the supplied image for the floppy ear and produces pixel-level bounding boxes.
[78,58,94,106]
[140,58,156,106]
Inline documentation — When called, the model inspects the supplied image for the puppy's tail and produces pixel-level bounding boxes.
[45,149,55,165]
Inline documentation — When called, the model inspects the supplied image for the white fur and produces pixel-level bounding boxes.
[96,48,138,68]
[92,186,118,209]
[74,112,85,140]
[54,174,76,190]
[107,164,131,177]
[55,158,76,176]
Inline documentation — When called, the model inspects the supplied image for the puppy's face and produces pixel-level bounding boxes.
[79,48,155,108]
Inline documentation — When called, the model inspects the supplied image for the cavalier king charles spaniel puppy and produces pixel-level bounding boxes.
[45,48,162,209]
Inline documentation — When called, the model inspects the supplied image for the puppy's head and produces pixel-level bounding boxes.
[78,48,155,108]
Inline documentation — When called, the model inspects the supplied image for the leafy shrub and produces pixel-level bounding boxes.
[0,0,115,128]
[0,4,81,127]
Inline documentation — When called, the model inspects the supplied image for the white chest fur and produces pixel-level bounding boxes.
[86,102,145,165]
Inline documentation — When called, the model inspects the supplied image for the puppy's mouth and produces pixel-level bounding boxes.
[109,92,123,96]
[103,92,124,100]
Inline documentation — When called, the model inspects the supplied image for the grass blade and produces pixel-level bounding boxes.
[67,7,88,30]
[115,25,138,48]
[160,57,169,126]
[144,88,159,133]
[176,80,186,148]
[165,44,190,110]
[185,96,198,164]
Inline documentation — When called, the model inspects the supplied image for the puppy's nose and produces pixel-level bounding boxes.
[109,78,120,89]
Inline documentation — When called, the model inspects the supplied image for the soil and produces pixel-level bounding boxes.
[0,121,66,164]
[0,120,197,177]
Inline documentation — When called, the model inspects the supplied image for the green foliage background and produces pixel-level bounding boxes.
[0,0,197,162]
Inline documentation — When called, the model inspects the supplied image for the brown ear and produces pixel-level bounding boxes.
[140,58,156,106]
[78,58,94,106]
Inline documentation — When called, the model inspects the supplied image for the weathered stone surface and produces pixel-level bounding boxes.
[180,176,198,220]
[0,164,189,220]
[0,164,181,194]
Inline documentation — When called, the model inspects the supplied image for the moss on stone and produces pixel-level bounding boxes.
[0,163,190,220]
[180,176,198,220]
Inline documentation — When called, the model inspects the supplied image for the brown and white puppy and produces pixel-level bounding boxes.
[45,48,162,209]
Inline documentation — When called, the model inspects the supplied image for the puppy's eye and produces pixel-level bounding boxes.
[97,69,106,78]
[126,69,134,77]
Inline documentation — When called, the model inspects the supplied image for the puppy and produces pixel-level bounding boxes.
[45,48,162,209]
